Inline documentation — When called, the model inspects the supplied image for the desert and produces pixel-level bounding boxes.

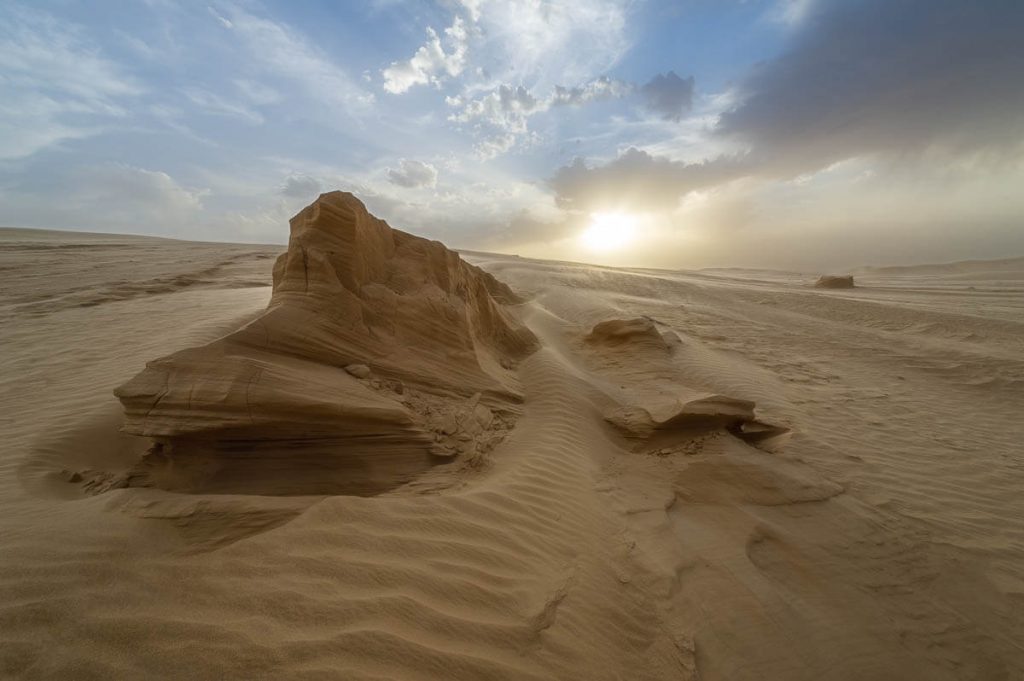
[3,1,1024,679]
[2,192,1024,680]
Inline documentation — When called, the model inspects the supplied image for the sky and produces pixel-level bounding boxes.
[1,0,1022,271]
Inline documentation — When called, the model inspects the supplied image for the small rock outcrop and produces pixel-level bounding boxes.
[114,191,539,495]
[605,394,791,449]
[585,317,677,351]
[814,275,855,289]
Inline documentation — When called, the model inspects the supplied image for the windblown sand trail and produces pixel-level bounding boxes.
[1,200,1023,680]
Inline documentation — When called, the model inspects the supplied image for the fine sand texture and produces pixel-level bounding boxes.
[2,200,1024,680]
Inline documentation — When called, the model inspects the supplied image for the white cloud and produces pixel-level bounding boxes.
[280,174,322,198]
[449,76,635,158]
[382,15,469,94]
[183,87,264,124]
[456,0,483,23]
[473,133,518,160]
[551,76,633,107]
[207,6,233,29]
[474,0,632,91]
[218,5,375,115]
[0,163,206,235]
[387,159,439,188]
[233,79,281,106]
[0,5,142,159]
[450,84,542,133]
[75,164,206,227]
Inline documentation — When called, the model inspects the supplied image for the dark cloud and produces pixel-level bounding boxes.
[717,0,1024,174]
[640,71,694,122]
[551,0,1024,212]
[280,174,321,198]
[386,159,438,188]
[549,148,743,212]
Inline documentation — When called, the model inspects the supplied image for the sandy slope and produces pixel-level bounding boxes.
[2,226,1023,680]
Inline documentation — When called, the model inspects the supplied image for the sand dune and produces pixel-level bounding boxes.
[2,202,1023,680]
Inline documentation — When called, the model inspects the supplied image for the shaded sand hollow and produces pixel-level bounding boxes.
[2,193,1024,680]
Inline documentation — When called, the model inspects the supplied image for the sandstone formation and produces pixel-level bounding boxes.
[114,191,538,494]
[604,393,789,447]
[815,274,855,288]
[585,317,676,350]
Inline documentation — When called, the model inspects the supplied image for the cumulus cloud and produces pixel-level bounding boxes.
[450,85,542,133]
[382,16,469,94]
[640,71,694,122]
[450,76,635,158]
[552,76,633,107]
[472,133,518,160]
[387,159,438,188]
[280,174,321,198]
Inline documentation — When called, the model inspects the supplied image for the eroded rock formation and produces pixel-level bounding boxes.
[815,274,855,289]
[114,191,538,494]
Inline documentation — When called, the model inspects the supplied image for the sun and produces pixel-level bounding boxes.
[579,212,637,252]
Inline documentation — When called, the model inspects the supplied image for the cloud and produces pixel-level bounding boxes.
[207,6,233,29]
[552,76,633,107]
[450,76,634,158]
[79,164,205,220]
[475,0,632,91]
[553,0,1024,214]
[716,0,1024,176]
[280,174,322,198]
[233,79,281,106]
[219,5,375,115]
[472,133,518,160]
[450,85,541,133]
[387,159,438,188]
[0,4,141,159]
[770,0,816,26]
[183,87,264,124]
[1,163,206,234]
[640,71,694,122]
[549,147,744,212]
[456,0,483,23]
[382,16,469,94]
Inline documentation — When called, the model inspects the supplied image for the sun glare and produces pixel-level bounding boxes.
[579,212,637,252]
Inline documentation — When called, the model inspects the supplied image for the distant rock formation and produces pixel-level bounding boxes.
[114,191,538,495]
[814,274,855,289]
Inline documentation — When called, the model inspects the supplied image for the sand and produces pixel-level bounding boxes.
[2,208,1023,680]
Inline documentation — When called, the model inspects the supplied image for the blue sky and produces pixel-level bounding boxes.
[1,0,1022,270]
